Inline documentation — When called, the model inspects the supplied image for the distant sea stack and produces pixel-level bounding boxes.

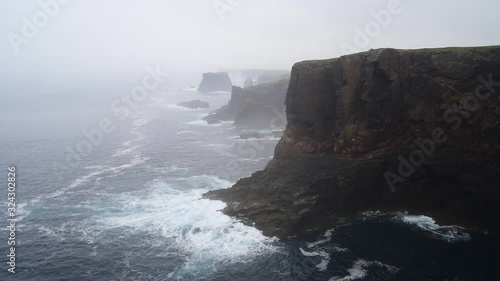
[198,72,233,93]
[203,79,289,128]
[244,77,254,88]
[177,100,209,109]
[206,46,500,239]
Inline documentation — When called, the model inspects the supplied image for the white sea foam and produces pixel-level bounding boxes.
[307,228,334,248]
[128,113,156,139]
[176,130,203,142]
[38,225,65,242]
[15,202,32,222]
[202,143,237,157]
[232,136,282,142]
[201,90,231,95]
[112,145,142,157]
[45,155,149,199]
[329,259,399,281]
[397,214,471,243]
[121,139,135,146]
[359,211,472,243]
[187,119,233,127]
[176,130,202,136]
[240,157,272,163]
[73,175,279,279]
[299,228,338,272]
[146,164,189,174]
[299,248,331,271]
[181,87,198,91]
[164,103,202,111]
[131,116,153,127]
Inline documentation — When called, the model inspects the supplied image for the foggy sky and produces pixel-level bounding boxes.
[1,0,500,75]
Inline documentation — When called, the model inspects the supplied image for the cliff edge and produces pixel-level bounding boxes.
[205,46,500,239]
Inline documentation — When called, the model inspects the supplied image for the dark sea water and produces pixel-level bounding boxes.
[0,73,499,281]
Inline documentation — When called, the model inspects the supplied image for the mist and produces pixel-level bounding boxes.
[2,0,500,79]
[2,1,500,280]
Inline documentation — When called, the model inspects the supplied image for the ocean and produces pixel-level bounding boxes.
[0,71,498,281]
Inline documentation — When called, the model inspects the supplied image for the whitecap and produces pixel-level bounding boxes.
[147,164,189,174]
[329,259,399,281]
[15,202,32,222]
[397,214,471,243]
[176,130,202,136]
[307,228,334,248]
[299,248,331,271]
[38,225,65,242]
[299,228,338,272]
[187,119,233,127]
[112,145,142,157]
[44,154,149,199]
[75,175,279,279]
[164,103,204,111]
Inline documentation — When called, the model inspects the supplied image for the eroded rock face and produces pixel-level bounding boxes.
[205,46,500,239]
[198,72,233,92]
[203,79,289,128]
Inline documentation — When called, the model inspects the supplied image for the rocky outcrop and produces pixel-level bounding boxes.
[177,100,209,109]
[244,77,254,88]
[203,79,289,128]
[257,70,290,85]
[206,46,500,239]
[198,72,232,93]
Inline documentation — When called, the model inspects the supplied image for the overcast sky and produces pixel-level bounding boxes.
[1,0,500,74]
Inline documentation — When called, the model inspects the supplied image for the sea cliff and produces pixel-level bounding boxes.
[206,46,500,239]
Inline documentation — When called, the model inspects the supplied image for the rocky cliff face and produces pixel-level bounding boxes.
[203,79,289,128]
[198,72,233,92]
[206,46,500,239]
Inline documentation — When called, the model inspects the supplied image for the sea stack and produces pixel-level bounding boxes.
[203,79,289,128]
[198,72,233,93]
[244,77,254,88]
